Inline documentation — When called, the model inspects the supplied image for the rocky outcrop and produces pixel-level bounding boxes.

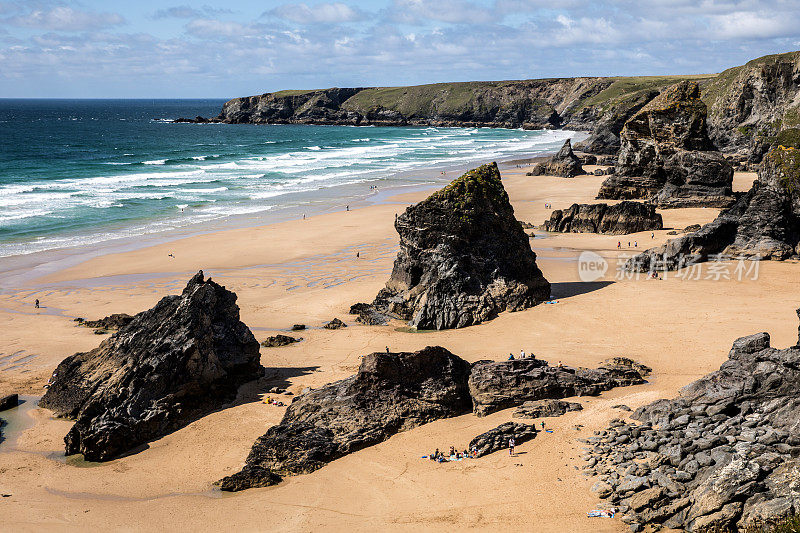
[468,358,648,417]
[584,310,800,531]
[574,88,661,155]
[626,143,800,271]
[261,334,300,347]
[0,394,18,411]
[469,422,538,457]
[366,163,550,330]
[542,201,663,235]
[512,399,582,419]
[323,318,347,329]
[39,271,262,461]
[220,346,472,491]
[526,139,584,177]
[597,81,734,208]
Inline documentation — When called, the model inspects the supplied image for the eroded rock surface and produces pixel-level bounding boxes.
[526,139,584,178]
[512,399,583,419]
[40,271,262,461]
[469,422,537,457]
[584,311,800,531]
[543,201,662,235]
[366,163,550,330]
[597,81,734,208]
[261,335,300,347]
[220,346,473,491]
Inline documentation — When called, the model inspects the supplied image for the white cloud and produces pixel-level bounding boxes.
[5,6,125,31]
[710,11,797,40]
[388,0,493,25]
[269,2,366,24]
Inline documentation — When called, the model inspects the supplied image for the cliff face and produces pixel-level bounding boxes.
[181,51,800,158]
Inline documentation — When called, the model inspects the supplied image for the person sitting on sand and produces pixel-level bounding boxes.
[471,446,477,458]
[449,446,455,457]
[508,353,515,360]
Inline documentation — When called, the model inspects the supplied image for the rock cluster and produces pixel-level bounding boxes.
[542,201,663,235]
[512,399,582,419]
[526,139,584,178]
[468,358,649,417]
[220,346,473,491]
[583,314,800,531]
[597,81,734,208]
[40,272,262,461]
[626,142,800,272]
[469,422,538,457]
[261,335,300,347]
[364,163,550,330]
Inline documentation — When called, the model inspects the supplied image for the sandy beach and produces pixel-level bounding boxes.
[1,163,797,532]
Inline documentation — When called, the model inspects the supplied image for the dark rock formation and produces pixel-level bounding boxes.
[291,324,306,331]
[0,394,18,411]
[542,201,663,235]
[575,89,661,155]
[39,271,262,461]
[526,139,584,177]
[468,358,648,416]
[512,399,583,419]
[626,144,800,271]
[597,81,734,208]
[323,318,347,329]
[367,163,550,330]
[77,313,134,330]
[469,422,537,457]
[584,309,800,531]
[221,346,473,491]
[261,335,301,347]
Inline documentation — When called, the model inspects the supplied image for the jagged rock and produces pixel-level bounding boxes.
[0,394,18,411]
[593,169,605,176]
[39,271,262,461]
[512,399,582,419]
[349,303,371,315]
[597,81,734,208]
[526,139,584,178]
[323,318,347,329]
[77,313,134,331]
[291,324,306,331]
[575,89,661,155]
[683,224,701,233]
[369,163,550,330]
[261,335,301,347]
[217,466,281,492]
[542,201,663,235]
[580,154,598,165]
[222,346,472,491]
[469,422,537,457]
[584,309,800,531]
[626,144,800,271]
[468,358,648,416]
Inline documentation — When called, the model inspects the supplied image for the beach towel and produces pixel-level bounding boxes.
[587,510,615,518]
[545,429,554,433]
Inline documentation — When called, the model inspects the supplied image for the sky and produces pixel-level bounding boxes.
[1,0,799,98]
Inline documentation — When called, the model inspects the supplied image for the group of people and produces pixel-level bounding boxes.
[544,202,552,209]
[616,241,638,248]
[508,348,536,360]
[262,396,286,407]
[429,445,478,462]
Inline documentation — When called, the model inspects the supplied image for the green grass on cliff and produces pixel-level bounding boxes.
[577,74,713,112]
[703,51,800,111]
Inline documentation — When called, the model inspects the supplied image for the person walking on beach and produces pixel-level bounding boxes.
[34,299,40,309]
[617,241,621,249]
[346,205,349,211]
[634,241,638,248]
[356,252,360,259]
[508,437,515,456]
[651,232,654,239]
[520,349,525,359]
[541,421,546,430]
[386,346,390,354]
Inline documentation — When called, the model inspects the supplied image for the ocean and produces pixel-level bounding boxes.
[0,99,585,258]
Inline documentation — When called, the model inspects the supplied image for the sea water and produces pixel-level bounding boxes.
[0,99,586,258]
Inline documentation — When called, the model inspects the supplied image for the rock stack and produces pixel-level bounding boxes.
[40,271,262,461]
[364,162,550,330]
[542,201,663,235]
[597,81,734,208]
[526,139,584,178]
[626,139,800,272]
[583,310,800,531]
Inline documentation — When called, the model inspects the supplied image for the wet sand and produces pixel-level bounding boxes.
[1,166,796,532]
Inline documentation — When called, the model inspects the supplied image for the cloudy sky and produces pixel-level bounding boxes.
[1,0,799,98]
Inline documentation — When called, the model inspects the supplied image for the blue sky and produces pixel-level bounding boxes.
[1,0,799,98]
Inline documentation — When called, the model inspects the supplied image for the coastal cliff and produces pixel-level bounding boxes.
[180,51,800,160]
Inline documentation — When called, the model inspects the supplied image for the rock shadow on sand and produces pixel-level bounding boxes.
[549,280,614,300]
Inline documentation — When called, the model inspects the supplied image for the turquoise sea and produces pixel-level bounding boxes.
[0,99,585,258]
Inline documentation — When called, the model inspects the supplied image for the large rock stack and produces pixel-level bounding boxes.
[526,139,585,178]
[597,81,734,208]
[40,271,262,461]
[366,162,550,330]
[626,139,800,271]
[542,201,663,235]
[584,310,800,531]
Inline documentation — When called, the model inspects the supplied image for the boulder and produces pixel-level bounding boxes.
[469,422,537,457]
[291,324,306,331]
[625,144,800,272]
[261,334,301,347]
[526,139,584,178]
[222,346,472,491]
[0,393,18,411]
[78,313,134,331]
[542,201,663,235]
[597,81,734,208]
[512,399,582,419]
[323,318,347,329]
[468,358,648,416]
[39,271,262,461]
[367,163,550,330]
